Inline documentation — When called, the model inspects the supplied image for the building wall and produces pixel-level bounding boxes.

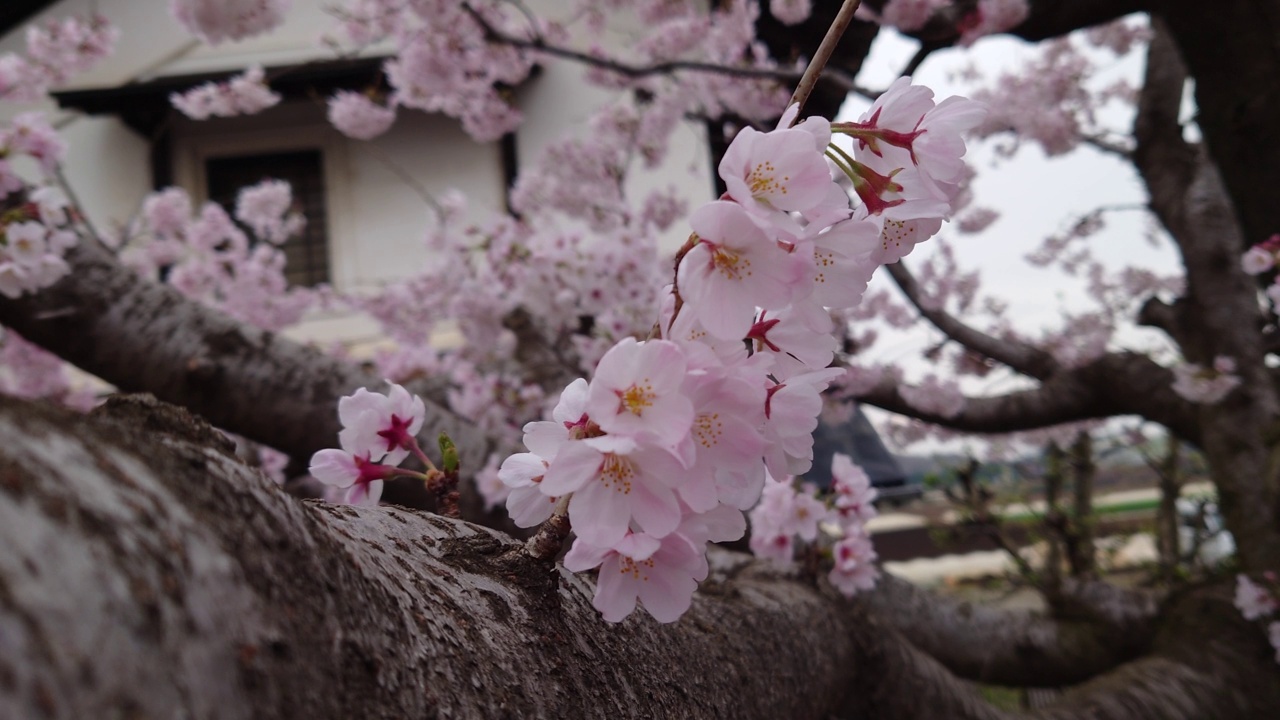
[2,0,717,347]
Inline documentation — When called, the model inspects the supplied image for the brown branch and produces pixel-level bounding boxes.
[855,352,1201,445]
[860,575,1154,687]
[461,2,856,98]
[884,261,1060,379]
[788,0,863,117]
[0,394,865,719]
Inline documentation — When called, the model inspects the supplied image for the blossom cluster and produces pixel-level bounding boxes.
[1242,234,1280,315]
[0,114,79,298]
[1170,356,1240,405]
[493,79,983,623]
[750,454,881,595]
[170,65,281,120]
[118,181,313,331]
[170,0,291,45]
[310,382,427,505]
[1233,574,1280,664]
[327,91,398,140]
[0,14,117,102]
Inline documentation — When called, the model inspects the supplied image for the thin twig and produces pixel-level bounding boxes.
[787,0,864,122]
[461,2,857,97]
[53,166,103,245]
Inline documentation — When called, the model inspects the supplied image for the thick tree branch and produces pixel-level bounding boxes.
[0,395,862,719]
[857,352,1201,445]
[1132,21,1280,569]
[885,261,1060,379]
[0,240,491,471]
[859,576,1155,687]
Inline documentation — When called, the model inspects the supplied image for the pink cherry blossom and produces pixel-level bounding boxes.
[679,369,767,511]
[761,367,845,478]
[1243,245,1275,275]
[829,532,880,596]
[337,382,427,466]
[235,179,304,244]
[1170,358,1240,405]
[171,0,291,44]
[328,91,397,140]
[831,453,878,527]
[308,448,391,506]
[746,306,837,380]
[769,0,813,25]
[1235,574,1278,621]
[497,452,559,527]
[539,436,687,546]
[678,200,809,340]
[719,122,841,229]
[564,530,707,623]
[585,338,693,447]
[170,66,280,120]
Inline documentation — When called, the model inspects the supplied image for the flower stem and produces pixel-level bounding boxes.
[524,495,572,562]
[787,0,864,124]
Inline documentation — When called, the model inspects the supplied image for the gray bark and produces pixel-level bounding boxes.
[0,394,859,719]
[2,394,1277,719]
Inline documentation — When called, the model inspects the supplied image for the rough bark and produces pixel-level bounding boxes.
[0,394,859,719]
[2,393,1278,718]
[1131,22,1280,569]
[860,576,1155,687]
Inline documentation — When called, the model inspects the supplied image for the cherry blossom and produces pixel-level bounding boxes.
[584,338,693,447]
[171,0,291,44]
[831,453,878,526]
[1235,574,1278,621]
[564,530,707,623]
[829,532,880,596]
[170,66,280,120]
[328,91,397,140]
[309,448,393,506]
[235,180,304,245]
[337,382,427,466]
[1170,357,1241,405]
[677,200,809,340]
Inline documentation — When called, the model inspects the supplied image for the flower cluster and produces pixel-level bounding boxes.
[170,66,281,120]
[1233,574,1280,664]
[1170,356,1240,405]
[495,80,982,622]
[0,14,118,102]
[170,0,291,45]
[310,382,427,506]
[119,181,313,331]
[0,114,79,298]
[1242,234,1280,313]
[749,454,881,595]
[327,91,398,140]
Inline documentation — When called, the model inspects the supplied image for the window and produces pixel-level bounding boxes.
[205,149,330,287]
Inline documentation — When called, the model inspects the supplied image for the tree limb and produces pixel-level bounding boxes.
[859,576,1156,687]
[884,261,1060,380]
[856,352,1201,445]
[0,394,862,719]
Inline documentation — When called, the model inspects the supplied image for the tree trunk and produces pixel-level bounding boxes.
[3,393,1276,719]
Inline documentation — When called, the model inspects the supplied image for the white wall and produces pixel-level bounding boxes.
[2,0,718,346]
